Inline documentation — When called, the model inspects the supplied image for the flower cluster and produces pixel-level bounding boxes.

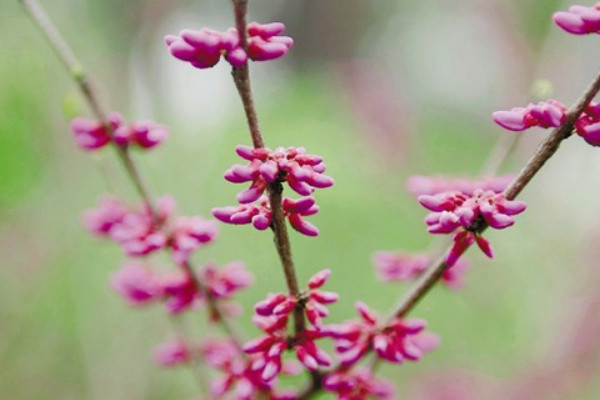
[83,195,217,264]
[323,368,395,400]
[406,174,514,197]
[165,22,293,69]
[70,112,168,151]
[212,195,320,236]
[323,302,439,366]
[553,3,600,35]
[373,251,470,290]
[418,189,527,266]
[154,338,190,367]
[111,260,251,316]
[243,270,337,381]
[224,145,333,202]
[492,100,566,132]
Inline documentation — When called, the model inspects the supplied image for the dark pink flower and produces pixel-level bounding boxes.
[323,368,395,400]
[70,112,121,150]
[110,261,163,306]
[493,100,566,131]
[113,119,169,149]
[224,145,333,203]
[323,302,438,366]
[212,195,321,237]
[160,269,200,314]
[247,22,294,62]
[553,4,600,35]
[575,101,600,146]
[154,338,190,367]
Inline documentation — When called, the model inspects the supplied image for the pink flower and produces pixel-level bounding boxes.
[110,261,163,306]
[418,189,527,266]
[553,3,600,35]
[113,120,169,149]
[200,261,253,300]
[323,302,438,366]
[493,100,566,131]
[224,145,333,203]
[83,196,129,235]
[212,195,321,237]
[154,338,190,367]
[165,22,292,69]
[406,174,514,197]
[160,269,200,314]
[70,112,121,150]
[322,368,395,400]
[575,101,600,146]
[170,216,219,265]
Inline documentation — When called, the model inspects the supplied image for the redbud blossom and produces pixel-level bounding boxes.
[224,145,333,203]
[323,302,439,366]
[154,338,190,367]
[418,189,527,266]
[212,195,320,237]
[322,368,395,400]
[553,3,600,35]
[165,22,293,69]
[200,261,253,300]
[110,261,163,306]
[169,216,219,265]
[70,113,168,151]
[575,101,600,146]
[493,100,566,131]
[373,251,470,290]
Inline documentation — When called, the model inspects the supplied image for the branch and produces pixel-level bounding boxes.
[229,0,306,333]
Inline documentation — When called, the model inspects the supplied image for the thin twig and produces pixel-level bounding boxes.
[229,0,306,333]
[20,0,157,217]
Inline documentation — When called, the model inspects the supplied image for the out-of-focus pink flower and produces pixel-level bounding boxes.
[170,216,218,265]
[212,195,321,237]
[224,145,333,203]
[165,22,292,69]
[200,261,253,300]
[323,368,395,400]
[553,3,600,35]
[373,251,470,290]
[161,269,199,314]
[154,338,190,367]
[418,189,526,266]
[323,302,439,366]
[83,196,129,235]
[493,100,566,131]
[406,175,514,197]
[113,120,169,149]
[110,261,163,306]
[70,112,121,150]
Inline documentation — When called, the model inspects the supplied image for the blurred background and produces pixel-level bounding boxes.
[2,0,600,398]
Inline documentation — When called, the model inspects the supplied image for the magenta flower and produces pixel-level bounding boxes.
[575,101,600,146]
[224,145,333,203]
[553,3,600,35]
[70,112,121,150]
[322,368,395,400]
[165,22,293,69]
[161,269,200,314]
[110,261,163,306]
[212,195,321,237]
[113,119,169,149]
[323,301,438,366]
[406,174,514,197]
[418,189,527,266]
[154,338,190,367]
[493,100,566,131]
[200,261,253,301]
[373,251,470,290]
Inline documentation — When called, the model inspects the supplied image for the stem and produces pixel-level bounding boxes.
[20,0,157,217]
[229,0,306,333]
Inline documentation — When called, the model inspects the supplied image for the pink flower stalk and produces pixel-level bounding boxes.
[323,301,439,366]
[224,145,333,203]
[553,3,600,35]
[254,269,338,329]
[575,101,600,146]
[169,216,219,265]
[154,338,190,367]
[70,113,167,150]
[322,368,395,400]
[212,195,321,237]
[373,251,470,290]
[165,22,293,69]
[418,189,527,265]
[406,174,514,197]
[493,100,566,132]
[110,261,163,306]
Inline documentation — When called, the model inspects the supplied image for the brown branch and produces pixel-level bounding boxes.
[20,0,157,217]
[229,0,306,333]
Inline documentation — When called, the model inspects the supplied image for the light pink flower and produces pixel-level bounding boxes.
[110,261,163,306]
[113,119,169,149]
[170,216,219,265]
[493,100,566,131]
[154,338,190,367]
[553,3,600,35]
[323,368,395,400]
